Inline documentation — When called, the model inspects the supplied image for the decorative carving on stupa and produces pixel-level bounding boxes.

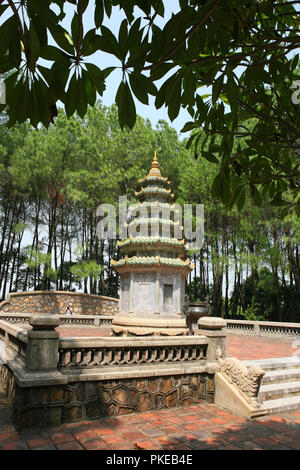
[111,153,194,336]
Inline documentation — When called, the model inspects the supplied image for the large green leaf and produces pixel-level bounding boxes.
[115,80,136,129]
[129,73,157,105]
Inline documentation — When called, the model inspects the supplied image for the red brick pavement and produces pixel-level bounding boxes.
[0,388,300,451]
[0,330,299,451]
[225,334,297,360]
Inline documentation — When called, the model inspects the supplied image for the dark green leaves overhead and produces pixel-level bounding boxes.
[0,0,299,213]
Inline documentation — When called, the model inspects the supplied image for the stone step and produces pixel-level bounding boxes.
[243,357,300,372]
[262,368,300,384]
[260,395,300,414]
[259,381,300,400]
[242,357,300,414]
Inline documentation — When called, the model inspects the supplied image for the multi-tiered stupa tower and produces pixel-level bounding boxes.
[111,153,194,336]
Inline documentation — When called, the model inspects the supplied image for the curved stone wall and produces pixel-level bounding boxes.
[0,291,119,316]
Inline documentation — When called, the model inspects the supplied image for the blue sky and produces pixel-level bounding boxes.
[61,1,192,137]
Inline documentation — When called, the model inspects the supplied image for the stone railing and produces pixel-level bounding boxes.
[225,319,300,337]
[58,336,209,370]
[0,319,27,360]
[0,313,32,324]
[0,313,114,327]
[0,315,227,429]
[0,315,227,375]
[0,291,119,316]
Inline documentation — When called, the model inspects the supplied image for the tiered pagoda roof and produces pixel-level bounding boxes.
[112,153,194,274]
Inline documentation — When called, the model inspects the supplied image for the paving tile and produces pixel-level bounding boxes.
[285,440,300,450]
[93,426,115,436]
[189,429,212,439]
[162,442,192,450]
[0,425,16,434]
[55,441,84,450]
[100,433,130,446]
[120,431,146,441]
[181,423,201,431]
[158,425,181,434]
[139,425,165,438]
[269,444,294,450]
[1,440,28,450]
[27,437,52,449]
[81,439,111,450]
[49,432,76,444]
[252,437,280,449]
[210,417,230,425]
[30,444,57,450]
[73,429,98,443]
[285,429,300,439]
[0,431,20,442]
[132,439,160,450]
[238,440,264,450]
[221,432,250,443]
[268,433,298,445]
[219,444,243,450]
[112,443,138,450]
[64,422,90,432]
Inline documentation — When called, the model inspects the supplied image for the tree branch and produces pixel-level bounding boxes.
[76,0,83,65]
[143,0,221,71]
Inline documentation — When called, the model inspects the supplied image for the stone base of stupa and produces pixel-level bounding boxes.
[111,315,189,336]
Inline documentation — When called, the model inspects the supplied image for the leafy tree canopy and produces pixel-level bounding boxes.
[0,0,300,213]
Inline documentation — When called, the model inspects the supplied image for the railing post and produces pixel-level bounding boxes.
[197,316,227,362]
[26,314,61,372]
[254,323,260,335]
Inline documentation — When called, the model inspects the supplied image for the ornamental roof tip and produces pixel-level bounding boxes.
[147,151,162,177]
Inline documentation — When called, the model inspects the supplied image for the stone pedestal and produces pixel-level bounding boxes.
[111,314,189,336]
[26,315,61,372]
[197,316,227,362]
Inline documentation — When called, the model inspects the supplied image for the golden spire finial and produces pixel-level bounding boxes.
[148,151,161,176]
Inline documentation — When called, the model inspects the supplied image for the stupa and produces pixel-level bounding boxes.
[111,153,194,336]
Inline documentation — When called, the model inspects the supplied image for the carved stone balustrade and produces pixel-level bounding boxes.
[58,336,209,370]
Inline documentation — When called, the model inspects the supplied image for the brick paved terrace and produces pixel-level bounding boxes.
[1,328,300,451]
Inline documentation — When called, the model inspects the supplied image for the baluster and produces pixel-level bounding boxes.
[148,348,156,363]
[119,349,125,364]
[97,348,104,365]
[78,349,90,367]
[70,348,78,366]
[59,349,70,367]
